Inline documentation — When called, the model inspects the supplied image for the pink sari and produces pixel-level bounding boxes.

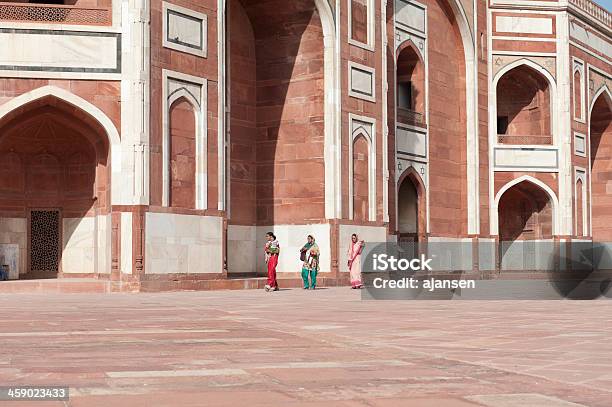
[347,240,364,288]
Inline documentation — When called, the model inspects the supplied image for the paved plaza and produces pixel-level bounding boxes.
[1,288,611,406]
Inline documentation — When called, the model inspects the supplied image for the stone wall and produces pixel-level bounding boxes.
[145,212,223,275]
[0,217,25,278]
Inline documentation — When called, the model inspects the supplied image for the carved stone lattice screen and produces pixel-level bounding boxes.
[29,210,60,273]
[0,3,112,26]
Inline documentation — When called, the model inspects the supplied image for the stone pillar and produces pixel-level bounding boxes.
[119,0,150,206]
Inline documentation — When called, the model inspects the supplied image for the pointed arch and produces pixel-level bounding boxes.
[396,40,426,123]
[0,85,121,204]
[163,88,207,209]
[349,125,376,222]
[572,64,585,121]
[493,58,556,88]
[396,39,424,63]
[0,85,120,148]
[492,175,559,236]
[493,59,556,144]
[589,85,612,118]
[397,166,427,241]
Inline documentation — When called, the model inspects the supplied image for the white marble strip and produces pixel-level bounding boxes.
[106,368,248,378]
[248,360,410,369]
[0,329,228,337]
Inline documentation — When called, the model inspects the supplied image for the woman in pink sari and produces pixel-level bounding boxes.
[347,234,365,289]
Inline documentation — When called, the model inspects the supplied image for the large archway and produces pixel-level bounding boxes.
[0,95,111,279]
[590,89,612,241]
[421,0,469,237]
[226,0,327,275]
[228,0,325,226]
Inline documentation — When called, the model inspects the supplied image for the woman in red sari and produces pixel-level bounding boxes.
[264,232,280,292]
[347,233,365,289]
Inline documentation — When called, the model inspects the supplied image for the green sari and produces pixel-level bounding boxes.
[301,241,320,289]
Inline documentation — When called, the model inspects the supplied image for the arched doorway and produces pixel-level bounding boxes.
[0,95,111,279]
[496,64,552,145]
[497,180,554,270]
[590,89,612,241]
[397,169,426,243]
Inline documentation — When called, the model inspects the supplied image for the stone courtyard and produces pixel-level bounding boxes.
[1,288,611,406]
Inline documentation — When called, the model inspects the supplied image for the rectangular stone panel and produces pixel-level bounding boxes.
[349,62,375,102]
[496,16,553,35]
[395,0,425,33]
[0,244,19,280]
[396,125,427,158]
[62,217,95,274]
[121,213,132,275]
[163,2,207,57]
[574,133,586,157]
[570,21,612,57]
[0,29,120,73]
[494,147,559,171]
[145,213,223,274]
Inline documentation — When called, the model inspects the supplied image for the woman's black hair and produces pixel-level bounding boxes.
[266,232,276,239]
[307,234,314,240]
[352,233,358,238]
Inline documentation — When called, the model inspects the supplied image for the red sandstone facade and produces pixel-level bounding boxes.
[0,0,610,290]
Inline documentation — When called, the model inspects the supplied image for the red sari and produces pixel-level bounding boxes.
[265,240,279,289]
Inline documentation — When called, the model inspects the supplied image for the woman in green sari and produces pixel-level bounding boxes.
[300,235,320,290]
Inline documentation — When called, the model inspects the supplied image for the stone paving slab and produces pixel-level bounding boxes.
[0,288,611,406]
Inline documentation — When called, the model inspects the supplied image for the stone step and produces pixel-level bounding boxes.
[137,277,343,292]
[0,278,111,294]
[0,276,347,293]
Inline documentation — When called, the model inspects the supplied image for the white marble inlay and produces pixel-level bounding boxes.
[0,32,118,69]
[350,66,374,96]
[395,0,426,32]
[168,12,202,48]
[106,368,248,378]
[145,213,223,274]
[494,147,558,171]
[570,22,612,58]
[0,329,228,337]
[396,126,427,158]
[496,16,553,35]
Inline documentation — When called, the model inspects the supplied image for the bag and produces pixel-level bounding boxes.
[300,250,306,262]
